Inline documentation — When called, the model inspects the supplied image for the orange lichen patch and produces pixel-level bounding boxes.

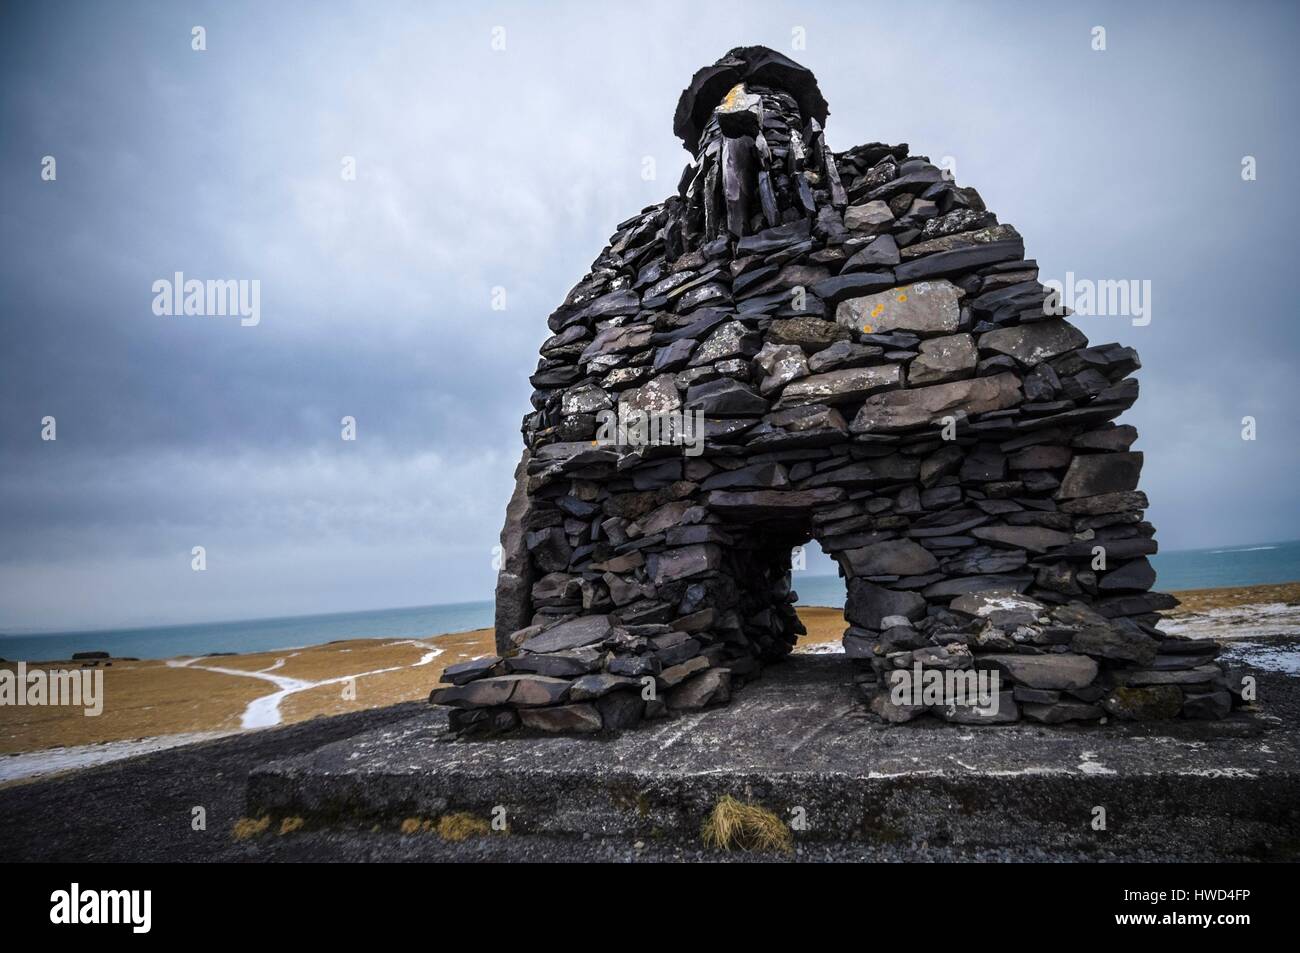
[721,83,746,110]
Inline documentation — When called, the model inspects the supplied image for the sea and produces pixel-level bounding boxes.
[0,601,494,664]
[2,540,1298,663]
[793,539,1300,608]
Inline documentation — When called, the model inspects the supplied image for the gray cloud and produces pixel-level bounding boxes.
[2,0,1297,629]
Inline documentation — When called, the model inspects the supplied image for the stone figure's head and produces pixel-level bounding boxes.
[670,47,838,249]
[673,46,829,156]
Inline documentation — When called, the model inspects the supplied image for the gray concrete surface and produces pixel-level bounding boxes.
[249,652,1300,859]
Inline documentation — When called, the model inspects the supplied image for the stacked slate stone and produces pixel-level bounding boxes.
[431,46,1238,735]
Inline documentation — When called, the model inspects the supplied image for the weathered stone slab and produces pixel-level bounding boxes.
[950,590,1046,627]
[519,703,603,733]
[846,578,927,629]
[707,488,846,518]
[894,238,1024,281]
[908,333,976,385]
[569,674,642,701]
[841,539,939,576]
[768,315,851,352]
[1056,452,1144,499]
[1071,625,1158,666]
[519,615,614,654]
[971,525,1072,554]
[836,280,963,335]
[440,656,502,686]
[1022,701,1104,724]
[647,544,723,585]
[851,373,1022,433]
[843,199,893,233]
[1102,685,1184,720]
[978,319,1087,366]
[667,668,732,710]
[976,654,1099,691]
[778,364,902,406]
[431,674,572,709]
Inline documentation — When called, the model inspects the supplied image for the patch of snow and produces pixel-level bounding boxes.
[972,594,1040,616]
[795,641,845,655]
[168,639,444,729]
[0,731,231,785]
[1158,602,1300,641]
[1220,642,1300,675]
[386,639,444,667]
[1178,768,1258,779]
[1078,751,1116,776]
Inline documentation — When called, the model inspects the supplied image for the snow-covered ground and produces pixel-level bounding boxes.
[2,638,446,785]
[797,603,1300,675]
[167,639,442,729]
[1157,602,1300,641]
[0,731,232,785]
[795,641,845,655]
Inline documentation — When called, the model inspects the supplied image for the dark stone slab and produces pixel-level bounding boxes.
[519,615,614,654]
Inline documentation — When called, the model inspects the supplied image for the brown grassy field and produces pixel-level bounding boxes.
[1163,581,1300,614]
[2,583,1294,757]
[0,629,491,755]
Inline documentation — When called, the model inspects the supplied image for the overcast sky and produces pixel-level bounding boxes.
[2,0,1297,631]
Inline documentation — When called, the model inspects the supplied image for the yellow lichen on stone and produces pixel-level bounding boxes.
[232,815,271,840]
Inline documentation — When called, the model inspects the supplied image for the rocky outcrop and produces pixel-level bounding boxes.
[433,46,1233,734]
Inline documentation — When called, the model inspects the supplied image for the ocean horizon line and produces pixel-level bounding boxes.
[0,597,494,640]
[3,537,1299,648]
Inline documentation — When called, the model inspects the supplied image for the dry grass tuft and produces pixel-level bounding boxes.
[232,815,271,840]
[400,817,433,834]
[701,795,793,853]
[278,816,305,835]
[436,812,491,841]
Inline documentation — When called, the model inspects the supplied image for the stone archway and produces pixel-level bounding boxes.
[431,46,1234,734]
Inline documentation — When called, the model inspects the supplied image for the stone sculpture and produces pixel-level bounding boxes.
[432,47,1237,734]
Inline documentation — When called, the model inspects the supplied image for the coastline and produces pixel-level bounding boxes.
[3,581,1298,782]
